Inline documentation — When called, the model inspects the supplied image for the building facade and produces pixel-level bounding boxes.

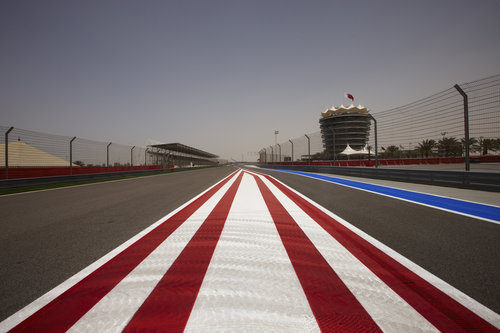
[319,104,371,157]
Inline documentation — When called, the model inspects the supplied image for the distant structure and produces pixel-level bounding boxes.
[319,104,371,157]
[147,143,219,167]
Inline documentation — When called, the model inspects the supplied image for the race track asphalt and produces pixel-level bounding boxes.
[0,166,236,321]
[250,167,500,314]
[1,165,498,323]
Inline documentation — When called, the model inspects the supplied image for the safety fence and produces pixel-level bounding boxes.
[259,74,500,167]
[268,155,500,167]
[0,126,172,180]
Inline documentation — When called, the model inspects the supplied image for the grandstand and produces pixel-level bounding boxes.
[147,143,219,167]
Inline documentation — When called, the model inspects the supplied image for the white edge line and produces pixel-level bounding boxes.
[0,166,233,198]
[309,170,500,208]
[0,169,241,332]
[265,168,500,208]
[245,169,500,328]
[262,169,500,225]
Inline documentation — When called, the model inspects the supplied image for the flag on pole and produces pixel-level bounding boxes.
[344,93,354,102]
[381,146,386,151]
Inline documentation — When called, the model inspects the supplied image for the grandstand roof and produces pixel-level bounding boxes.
[148,143,218,158]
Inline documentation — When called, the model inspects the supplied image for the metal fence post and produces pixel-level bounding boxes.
[277,143,281,162]
[270,146,274,163]
[454,84,470,171]
[145,148,148,166]
[304,134,310,162]
[4,127,14,179]
[107,142,112,172]
[330,127,336,165]
[131,146,135,167]
[289,139,294,162]
[368,114,378,168]
[70,137,76,175]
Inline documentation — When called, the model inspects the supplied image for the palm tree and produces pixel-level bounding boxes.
[479,138,500,155]
[384,145,400,158]
[417,139,436,158]
[460,137,480,154]
[438,137,462,157]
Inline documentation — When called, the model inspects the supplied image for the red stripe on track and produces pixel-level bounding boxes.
[123,172,244,332]
[253,175,381,332]
[259,172,497,332]
[11,170,239,333]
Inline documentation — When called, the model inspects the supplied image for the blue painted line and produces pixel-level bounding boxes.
[266,168,500,222]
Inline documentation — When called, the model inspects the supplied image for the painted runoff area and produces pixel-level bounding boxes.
[1,169,499,332]
[262,168,500,224]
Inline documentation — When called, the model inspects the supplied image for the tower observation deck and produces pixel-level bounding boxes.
[319,104,371,157]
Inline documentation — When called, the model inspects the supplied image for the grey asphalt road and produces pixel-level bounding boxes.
[0,166,236,321]
[249,167,500,314]
[1,165,499,323]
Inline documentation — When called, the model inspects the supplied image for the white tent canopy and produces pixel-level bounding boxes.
[339,144,368,156]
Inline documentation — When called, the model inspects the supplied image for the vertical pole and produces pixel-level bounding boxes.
[277,143,281,162]
[70,137,76,175]
[305,134,310,163]
[369,114,378,168]
[5,127,14,179]
[289,139,294,162]
[131,146,135,167]
[454,84,470,171]
[270,146,273,163]
[264,148,267,163]
[330,127,336,165]
[145,148,148,166]
[107,142,112,172]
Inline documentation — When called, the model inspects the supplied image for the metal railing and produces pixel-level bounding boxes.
[259,74,500,171]
[0,126,161,180]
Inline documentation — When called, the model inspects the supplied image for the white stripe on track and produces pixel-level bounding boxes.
[258,173,438,333]
[68,170,242,332]
[246,169,500,329]
[0,170,240,333]
[184,173,320,332]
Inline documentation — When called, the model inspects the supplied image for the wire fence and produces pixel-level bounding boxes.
[259,74,500,164]
[0,127,164,179]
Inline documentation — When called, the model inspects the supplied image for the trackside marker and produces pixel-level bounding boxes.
[68,170,242,332]
[254,174,382,332]
[8,170,240,332]
[123,172,244,332]
[255,170,499,332]
[184,173,320,332]
[258,173,439,332]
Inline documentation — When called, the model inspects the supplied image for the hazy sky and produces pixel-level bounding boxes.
[1,0,499,160]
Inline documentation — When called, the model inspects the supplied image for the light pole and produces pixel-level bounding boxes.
[274,130,279,146]
[277,143,281,162]
[270,146,274,163]
[289,139,294,162]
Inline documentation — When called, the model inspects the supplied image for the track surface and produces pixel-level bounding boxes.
[256,168,500,313]
[0,166,236,321]
[0,166,498,331]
